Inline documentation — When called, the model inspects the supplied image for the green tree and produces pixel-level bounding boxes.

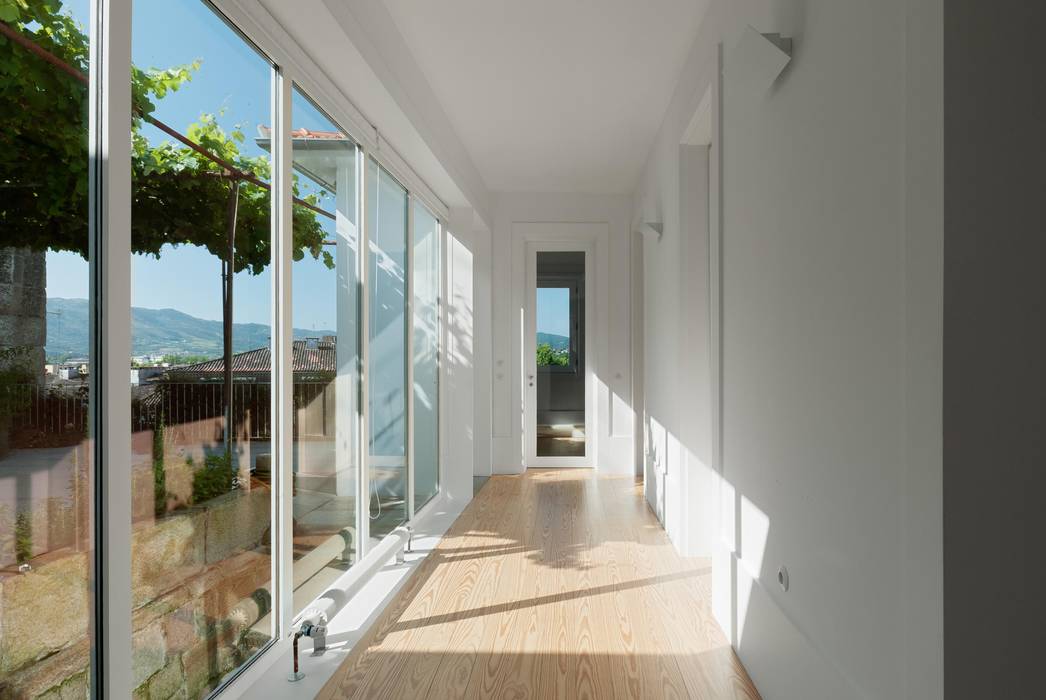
[536,342,569,367]
[14,510,32,565]
[152,411,166,517]
[0,0,329,266]
[2,0,334,459]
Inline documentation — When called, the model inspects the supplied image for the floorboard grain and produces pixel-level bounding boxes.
[318,469,760,700]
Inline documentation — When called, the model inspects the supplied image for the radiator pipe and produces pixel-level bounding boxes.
[287,628,305,682]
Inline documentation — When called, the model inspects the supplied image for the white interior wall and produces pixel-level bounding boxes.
[633,1,942,698]
[489,193,633,475]
[639,143,717,551]
[443,207,482,502]
[471,221,493,476]
[679,145,717,558]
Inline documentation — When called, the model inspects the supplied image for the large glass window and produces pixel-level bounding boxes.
[287,86,360,612]
[366,160,408,541]
[127,1,302,694]
[1,3,442,694]
[0,2,94,696]
[412,202,440,512]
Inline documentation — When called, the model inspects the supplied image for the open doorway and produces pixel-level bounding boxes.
[525,244,594,467]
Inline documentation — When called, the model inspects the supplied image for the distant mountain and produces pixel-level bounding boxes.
[45,298,335,360]
[537,332,569,351]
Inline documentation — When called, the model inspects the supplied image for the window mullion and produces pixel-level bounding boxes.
[406,196,416,520]
[272,65,295,642]
[89,0,133,696]
[358,148,371,556]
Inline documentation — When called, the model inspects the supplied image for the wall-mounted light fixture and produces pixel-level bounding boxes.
[636,221,664,241]
[724,26,793,100]
[634,198,664,241]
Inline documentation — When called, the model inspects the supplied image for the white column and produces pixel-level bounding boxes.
[335,158,358,500]
[443,207,475,505]
[471,224,492,476]
[679,143,716,558]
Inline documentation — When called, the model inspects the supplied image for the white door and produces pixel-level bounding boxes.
[525,242,594,467]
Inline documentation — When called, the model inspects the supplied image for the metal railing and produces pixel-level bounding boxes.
[3,380,336,447]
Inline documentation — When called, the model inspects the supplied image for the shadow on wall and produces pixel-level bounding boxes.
[643,406,772,644]
[447,233,474,368]
[644,406,864,695]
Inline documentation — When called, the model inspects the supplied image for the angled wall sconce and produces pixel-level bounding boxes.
[634,199,664,241]
[724,26,793,99]
[636,221,664,241]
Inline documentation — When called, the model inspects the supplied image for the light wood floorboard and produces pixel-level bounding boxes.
[318,469,760,700]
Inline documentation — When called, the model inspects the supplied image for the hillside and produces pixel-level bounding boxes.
[45,298,335,360]
[537,332,569,351]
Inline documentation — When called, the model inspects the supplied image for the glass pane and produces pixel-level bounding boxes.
[412,202,439,512]
[289,86,359,613]
[366,159,408,541]
[536,288,571,367]
[129,2,278,694]
[0,1,94,695]
[535,252,585,458]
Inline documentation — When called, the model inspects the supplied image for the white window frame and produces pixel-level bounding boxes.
[75,0,452,695]
[89,0,133,696]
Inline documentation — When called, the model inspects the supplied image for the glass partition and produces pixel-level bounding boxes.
[288,86,360,613]
[412,202,440,512]
[128,1,281,694]
[0,1,94,695]
[0,3,441,694]
[366,159,408,541]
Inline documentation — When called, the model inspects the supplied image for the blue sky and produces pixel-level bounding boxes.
[48,0,341,331]
[537,287,570,338]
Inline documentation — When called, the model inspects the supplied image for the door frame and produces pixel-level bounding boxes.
[525,240,595,468]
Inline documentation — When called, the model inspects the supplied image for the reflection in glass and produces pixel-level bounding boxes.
[412,202,440,512]
[286,87,359,613]
[366,159,408,541]
[126,1,306,693]
[0,1,93,695]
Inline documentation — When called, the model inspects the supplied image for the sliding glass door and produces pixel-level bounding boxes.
[0,1,95,696]
[288,86,361,613]
[366,159,409,541]
[0,2,444,695]
[129,1,277,694]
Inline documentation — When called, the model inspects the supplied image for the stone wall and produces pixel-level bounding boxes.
[0,247,47,460]
[0,487,273,699]
[0,248,46,369]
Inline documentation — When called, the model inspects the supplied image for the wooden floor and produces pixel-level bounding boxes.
[318,469,760,700]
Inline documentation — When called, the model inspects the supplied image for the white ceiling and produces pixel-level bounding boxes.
[381,0,710,194]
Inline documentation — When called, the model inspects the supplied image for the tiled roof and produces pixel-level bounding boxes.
[256,126,348,141]
[166,338,336,378]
